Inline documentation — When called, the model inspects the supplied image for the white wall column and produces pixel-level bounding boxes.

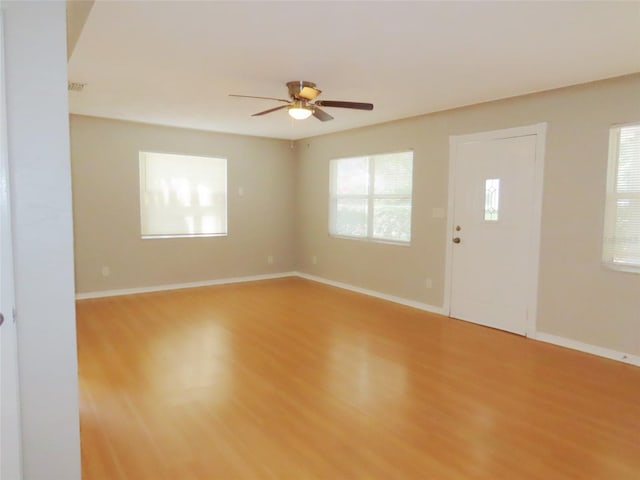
[3,1,81,479]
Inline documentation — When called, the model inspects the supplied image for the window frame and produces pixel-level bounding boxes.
[602,122,640,273]
[138,151,228,239]
[329,151,414,245]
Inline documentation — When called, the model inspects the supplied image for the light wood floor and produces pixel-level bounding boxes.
[76,277,640,479]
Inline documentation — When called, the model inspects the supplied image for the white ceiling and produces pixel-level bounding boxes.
[68,1,640,140]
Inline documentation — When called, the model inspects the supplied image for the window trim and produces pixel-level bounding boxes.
[328,150,414,245]
[139,150,228,239]
[602,122,640,273]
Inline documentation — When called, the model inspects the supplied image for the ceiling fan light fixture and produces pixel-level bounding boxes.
[288,101,312,120]
[230,81,373,122]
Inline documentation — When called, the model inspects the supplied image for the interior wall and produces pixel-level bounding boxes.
[71,76,640,357]
[295,74,640,357]
[70,115,296,294]
[4,2,81,479]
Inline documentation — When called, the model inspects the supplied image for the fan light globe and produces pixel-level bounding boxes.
[288,106,312,120]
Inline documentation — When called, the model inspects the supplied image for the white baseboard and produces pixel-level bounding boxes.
[534,332,640,367]
[75,272,639,368]
[77,270,445,315]
[295,272,445,315]
[75,271,298,300]
[300,273,640,367]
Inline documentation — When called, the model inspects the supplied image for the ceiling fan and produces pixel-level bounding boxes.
[229,81,373,122]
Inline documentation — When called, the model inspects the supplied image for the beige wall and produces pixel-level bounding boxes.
[295,74,640,356]
[71,75,640,357]
[70,115,296,293]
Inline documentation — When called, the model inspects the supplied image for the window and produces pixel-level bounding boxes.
[329,151,413,243]
[484,178,500,221]
[602,124,640,271]
[139,151,227,238]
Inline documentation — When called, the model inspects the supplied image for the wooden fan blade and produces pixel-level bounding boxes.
[252,105,288,116]
[313,107,334,122]
[230,94,290,103]
[314,100,374,110]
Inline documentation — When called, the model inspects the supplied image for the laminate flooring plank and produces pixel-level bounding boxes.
[76,278,640,479]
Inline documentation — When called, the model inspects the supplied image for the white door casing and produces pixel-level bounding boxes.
[445,124,546,336]
[0,11,22,480]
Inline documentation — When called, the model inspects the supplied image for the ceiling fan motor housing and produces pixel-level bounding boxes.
[286,81,321,101]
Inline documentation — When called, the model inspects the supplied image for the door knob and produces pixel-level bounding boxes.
[452,237,461,244]
[0,312,4,327]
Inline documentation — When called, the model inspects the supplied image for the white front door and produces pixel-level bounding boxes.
[0,11,22,479]
[447,125,545,335]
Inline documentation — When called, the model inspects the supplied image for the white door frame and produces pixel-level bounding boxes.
[0,10,22,479]
[443,123,547,337]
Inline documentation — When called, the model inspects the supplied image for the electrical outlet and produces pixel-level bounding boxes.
[311,255,317,265]
[425,278,433,289]
[267,255,274,265]
[101,266,110,277]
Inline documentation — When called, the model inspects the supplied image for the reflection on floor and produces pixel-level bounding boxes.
[76,277,640,479]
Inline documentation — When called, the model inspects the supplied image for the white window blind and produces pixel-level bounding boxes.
[602,124,640,271]
[139,152,227,238]
[330,151,413,243]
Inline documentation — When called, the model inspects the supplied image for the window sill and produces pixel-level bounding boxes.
[329,234,411,247]
[602,262,640,274]
[141,233,228,240]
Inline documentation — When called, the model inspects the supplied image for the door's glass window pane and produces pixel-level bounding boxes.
[484,178,500,221]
